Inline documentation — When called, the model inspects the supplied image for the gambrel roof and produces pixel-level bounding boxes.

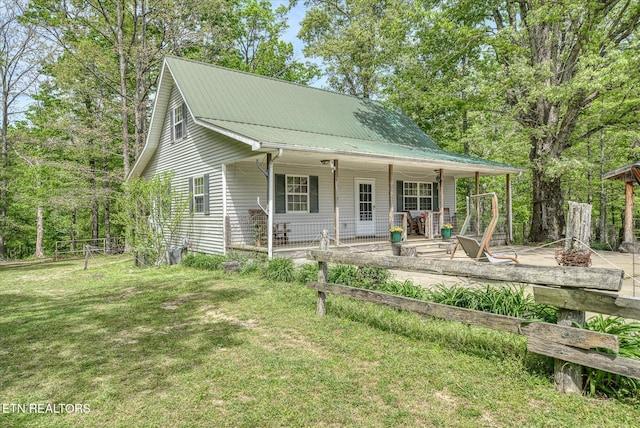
[130,56,524,178]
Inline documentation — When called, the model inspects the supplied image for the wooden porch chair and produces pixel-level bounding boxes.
[454,235,519,264]
[404,211,423,235]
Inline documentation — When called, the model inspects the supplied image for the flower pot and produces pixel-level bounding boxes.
[390,231,402,243]
[441,228,452,239]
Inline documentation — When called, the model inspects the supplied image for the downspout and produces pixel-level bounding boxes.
[267,149,283,259]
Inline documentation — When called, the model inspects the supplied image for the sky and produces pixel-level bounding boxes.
[272,0,327,88]
[273,0,306,58]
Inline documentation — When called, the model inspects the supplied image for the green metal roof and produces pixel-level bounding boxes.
[163,56,521,171]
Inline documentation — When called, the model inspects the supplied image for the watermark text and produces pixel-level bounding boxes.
[2,403,90,414]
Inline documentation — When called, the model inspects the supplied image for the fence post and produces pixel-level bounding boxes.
[317,230,329,316]
[84,245,90,270]
[554,202,589,394]
[554,309,586,394]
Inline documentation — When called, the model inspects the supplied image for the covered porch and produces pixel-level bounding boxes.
[223,149,522,258]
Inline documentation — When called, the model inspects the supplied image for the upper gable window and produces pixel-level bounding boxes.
[172,103,187,142]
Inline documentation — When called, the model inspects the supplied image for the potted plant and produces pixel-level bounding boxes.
[389,226,403,243]
[441,223,453,239]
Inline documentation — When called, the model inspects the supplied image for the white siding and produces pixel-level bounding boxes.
[226,161,335,242]
[141,85,460,253]
[226,162,458,244]
[142,86,254,254]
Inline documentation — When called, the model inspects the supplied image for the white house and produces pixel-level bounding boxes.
[129,56,524,257]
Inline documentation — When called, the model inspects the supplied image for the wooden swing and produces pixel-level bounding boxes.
[450,192,519,263]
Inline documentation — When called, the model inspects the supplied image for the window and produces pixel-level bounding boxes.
[173,103,186,141]
[193,176,204,213]
[286,175,309,212]
[188,175,209,215]
[403,182,432,211]
[275,174,318,214]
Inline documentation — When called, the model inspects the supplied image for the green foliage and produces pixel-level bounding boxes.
[239,256,267,275]
[327,264,391,289]
[585,316,640,400]
[215,0,319,84]
[264,257,296,282]
[378,279,427,300]
[296,263,319,284]
[182,253,226,271]
[4,257,640,425]
[297,0,394,97]
[423,284,558,323]
[114,172,189,266]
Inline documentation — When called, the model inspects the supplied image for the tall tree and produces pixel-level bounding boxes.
[0,0,52,259]
[297,0,392,97]
[379,0,640,240]
[487,0,640,241]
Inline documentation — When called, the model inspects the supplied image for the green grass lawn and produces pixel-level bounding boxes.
[1,256,639,427]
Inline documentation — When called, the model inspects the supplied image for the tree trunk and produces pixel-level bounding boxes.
[0,90,7,260]
[529,165,565,242]
[90,159,99,246]
[134,0,148,160]
[70,207,76,252]
[598,130,607,244]
[116,0,131,178]
[103,157,110,252]
[35,206,44,258]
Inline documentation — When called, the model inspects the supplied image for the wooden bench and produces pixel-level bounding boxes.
[248,209,291,246]
[273,223,291,245]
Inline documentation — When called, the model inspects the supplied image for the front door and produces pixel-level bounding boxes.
[355,178,375,236]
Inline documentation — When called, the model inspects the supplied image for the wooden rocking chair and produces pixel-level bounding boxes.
[404,211,423,235]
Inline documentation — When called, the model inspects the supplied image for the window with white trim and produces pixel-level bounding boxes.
[403,182,433,210]
[193,176,205,213]
[286,175,309,212]
[173,104,186,141]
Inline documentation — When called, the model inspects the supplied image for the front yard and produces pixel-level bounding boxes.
[0,256,638,427]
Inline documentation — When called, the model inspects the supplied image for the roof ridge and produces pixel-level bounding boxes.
[163,55,384,105]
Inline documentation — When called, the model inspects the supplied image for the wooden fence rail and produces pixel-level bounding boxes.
[306,248,640,395]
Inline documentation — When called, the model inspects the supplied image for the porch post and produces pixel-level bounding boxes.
[625,181,634,243]
[439,168,444,232]
[388,164,394,233]
[506,174,513,244]
[334,159,340,245]
[475,171,480,235]
[222,163,228,253]
[267,153,274,259]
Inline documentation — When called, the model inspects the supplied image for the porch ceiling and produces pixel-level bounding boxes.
[240,147,523,178]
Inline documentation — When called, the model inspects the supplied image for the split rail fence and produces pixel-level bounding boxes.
[306,247,640,395]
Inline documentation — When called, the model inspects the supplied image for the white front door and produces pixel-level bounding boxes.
[355,178,375,236]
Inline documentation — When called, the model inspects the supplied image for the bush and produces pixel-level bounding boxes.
[297,263,319,284]
[423,284,557,323]
[327,264,391,290]
[585,316,640,400]
[239,257,265,275]
[264,257,296,282]
[589,241,614,251]
[378,279,426,299]
[328,264,359,286]
[182,253,226,270]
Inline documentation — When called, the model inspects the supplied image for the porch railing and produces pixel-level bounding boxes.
[225,211,459,250]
